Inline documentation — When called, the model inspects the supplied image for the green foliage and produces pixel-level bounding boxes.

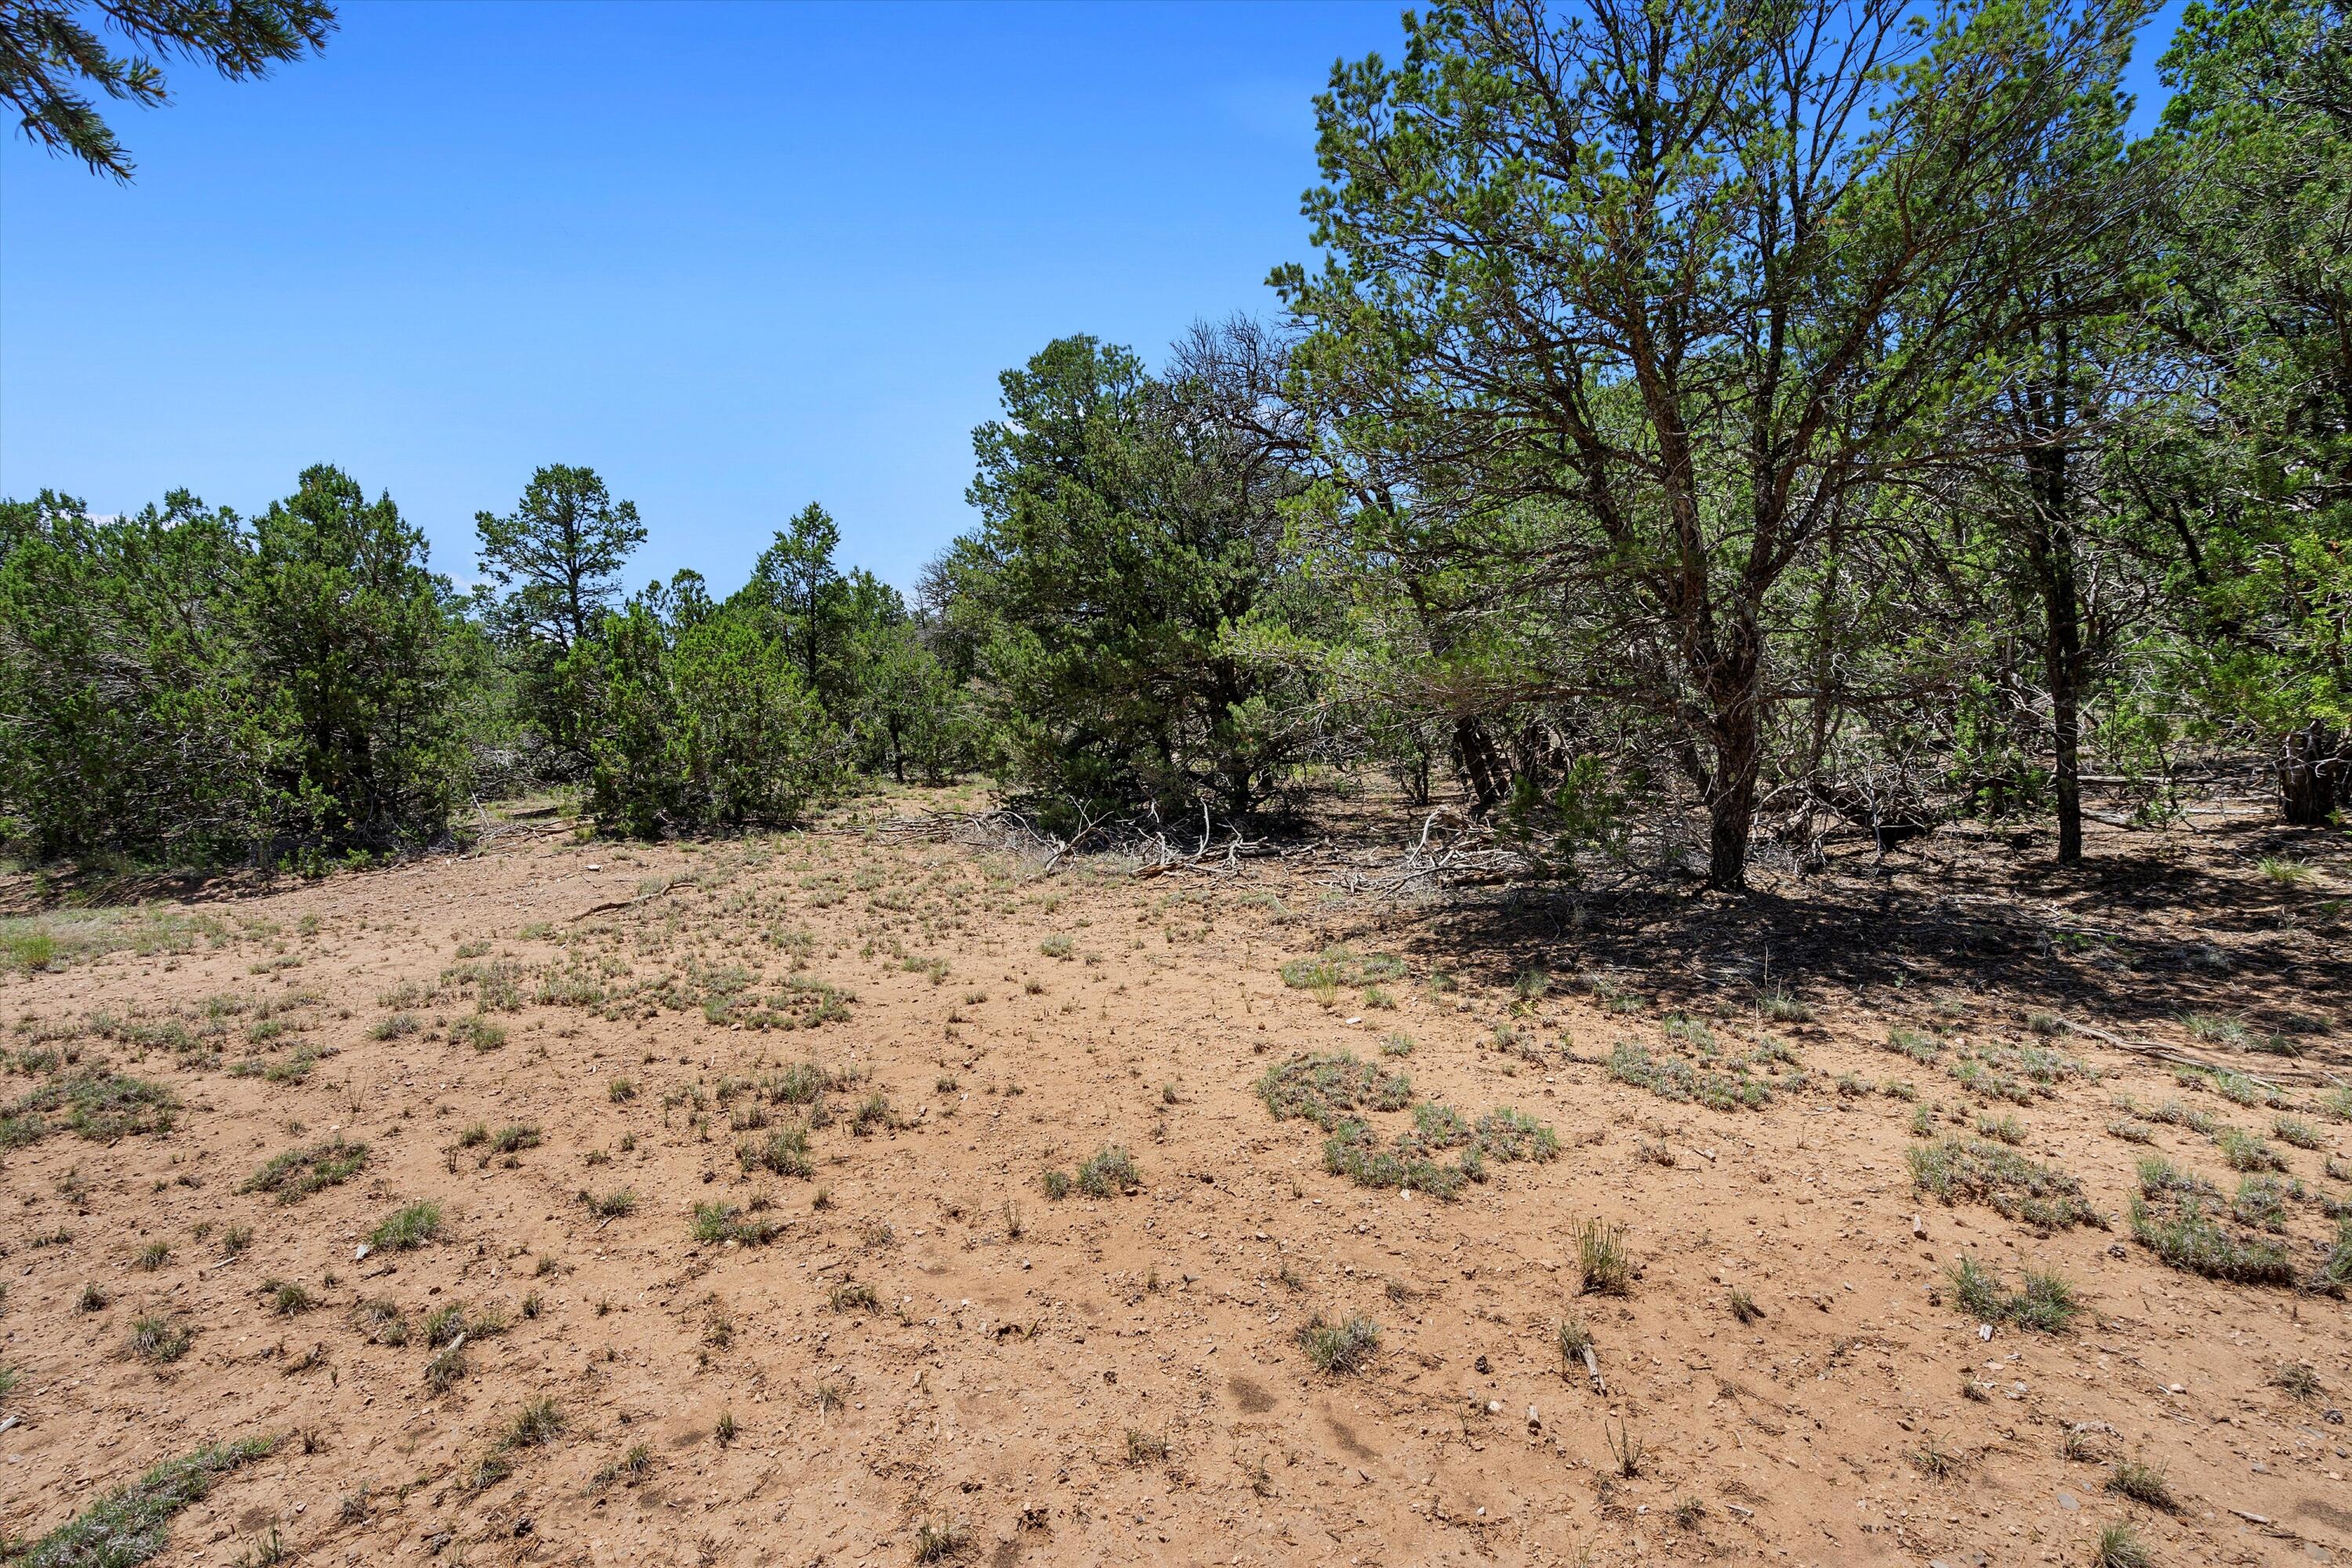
[0,472,474,866]
[935,325,1322,824]
[0,1,332,180]
[474,464,646,774]
[1276,0,2147,888]
[566,597,844,835]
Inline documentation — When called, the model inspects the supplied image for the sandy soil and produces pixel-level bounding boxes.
[2,790,2347,1567]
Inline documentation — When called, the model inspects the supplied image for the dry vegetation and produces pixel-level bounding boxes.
[0,786,2347,1566]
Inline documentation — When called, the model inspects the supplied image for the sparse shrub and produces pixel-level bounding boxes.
[2107,1456,2172,1510]
[2273,1115,2323,1150]
[354,1298,408,1345]
[913,1517,968,1563]
[1577,1219,1632,1295]
[1077,1144,1138,1196]
[1040,1167,1072,1200]
[2215,1126,2285,1172]
[1297,1313,1379,1374]
[129,1314,192,1362]
[2270,1362,2321,1401]
[1728,1288,1762,1324]
[2094,1522,2152,1568]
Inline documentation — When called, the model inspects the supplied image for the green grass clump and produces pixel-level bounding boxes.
[739,1126,814,1177]
[1323,1120,1470,1199]
[1257,1052,1412,1129]
[2321,1214,2352,1294]
[2215,1126,2286,1171]
[1907,1137,2103,1230]
[1296,1313,1379,1374]
[1944,1256,2080,1332]
[2129,1162,2296,1284]
[1278,946,1406,991]
[1472,1106,1560,1163]
[241,1138,368,1203]
[2094,1522,2152,1568]
[2272,1115,2324,1150]
[1577,1218,1633,1295]
[0,1073,178,1147]
[127,1315,193,1363]
[2107,1456,2173,1509]
[367,1201,445,1252]
[1606,1040,1775,1112]
[1076,1144,1138,1196]
[1320,1101,1559,1200]
[21,1436,272,1566]
[1884,1026,1944,1064]
[454,1014,506,1052]
[2230,1174,2290,1230]
[690,1203,781,1245]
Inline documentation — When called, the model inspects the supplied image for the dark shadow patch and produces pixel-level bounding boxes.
[1322,1407,1376,1461]
[1228,1374,1276,1414]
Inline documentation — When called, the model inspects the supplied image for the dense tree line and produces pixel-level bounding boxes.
[3,0,2344,881]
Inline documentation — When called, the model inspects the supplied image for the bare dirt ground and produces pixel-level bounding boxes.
[2,787,2347,1568]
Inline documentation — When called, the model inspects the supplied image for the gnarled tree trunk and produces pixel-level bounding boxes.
[2278,722,2347,826]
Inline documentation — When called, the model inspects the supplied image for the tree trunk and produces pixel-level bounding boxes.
[1454,717,1508,815]
[2024,327,2084,866]
[1703,663,1763,894]
[2279,722,2343,826]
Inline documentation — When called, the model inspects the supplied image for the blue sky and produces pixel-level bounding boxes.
[0,0,2185,598]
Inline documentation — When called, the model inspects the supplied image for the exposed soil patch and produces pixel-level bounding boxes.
[0,792,2346,1566]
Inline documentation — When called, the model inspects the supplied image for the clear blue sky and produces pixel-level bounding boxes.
[0,0,2185,599]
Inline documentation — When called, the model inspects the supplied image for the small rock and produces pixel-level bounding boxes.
[353,1243,369,1261]
[2058,1492,2079,1511]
